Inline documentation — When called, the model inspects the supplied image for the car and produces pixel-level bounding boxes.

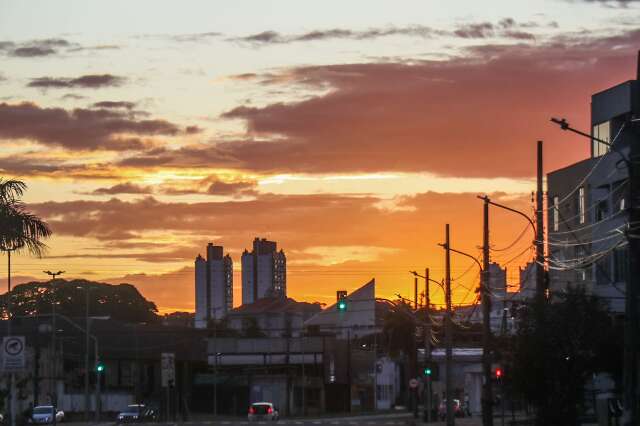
[29,406,64,424]
[438,399,464,420]
[116,404,157,423]
[247,402,279,422]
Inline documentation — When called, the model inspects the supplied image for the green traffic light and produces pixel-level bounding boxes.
[424,368,432,376]
[96,363,105,372]
[338,301,347,310]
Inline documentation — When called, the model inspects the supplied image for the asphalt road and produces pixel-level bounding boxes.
[100,413,415,425]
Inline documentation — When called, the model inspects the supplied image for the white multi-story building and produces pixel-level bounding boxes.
[241,238,286,305]
[195,243,233,328]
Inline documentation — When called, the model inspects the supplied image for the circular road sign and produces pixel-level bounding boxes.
[4,337,24,356]
[409,378,419,389]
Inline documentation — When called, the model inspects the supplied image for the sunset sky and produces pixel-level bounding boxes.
[1,0,639,312]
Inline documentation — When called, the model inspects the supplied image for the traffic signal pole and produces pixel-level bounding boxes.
[425,268,432,423]
[444,224,454,426]
[481,197,494,426]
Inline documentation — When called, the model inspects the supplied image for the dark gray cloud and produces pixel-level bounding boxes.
[0,38,76,57]
[454,22,536,39]
[61,93,86,100]
[577,0,640,5]
[454,22,495,38]
[233,20,541,45]
[28,74,125,89]
[234,26,439,44]
[92,101,136,110]
[11,46,57,57]
[0,102,194,151]
[90,182,154,195]
[68,44,121,52]
[171,32,221,42]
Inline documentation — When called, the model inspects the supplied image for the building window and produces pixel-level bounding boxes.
[553,196,559,231]
[575,245,590,282]
[593,121,611,157]
[613,180,627,212]
[578,187,586,224]
[596,199,609,222]
[595,254,611,285]
[614,247,628,283]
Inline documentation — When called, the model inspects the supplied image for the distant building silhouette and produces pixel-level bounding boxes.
[241,237,287,305]
[195,243,233,328]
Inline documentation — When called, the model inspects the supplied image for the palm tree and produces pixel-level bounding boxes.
[0,179,52,294]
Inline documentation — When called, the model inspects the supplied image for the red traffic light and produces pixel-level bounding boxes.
[495,368,503,379]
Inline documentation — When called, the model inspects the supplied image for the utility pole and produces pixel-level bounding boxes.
[84,286,90,421]
[414,276,418,310]
[44,270,64,416]
[535,141,545,304]
[424,268,432,423]
[481,197,493,426]
[444,224,454,426]
[623,70,640,426]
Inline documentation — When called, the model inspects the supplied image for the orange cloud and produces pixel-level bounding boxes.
[28,191,535,310]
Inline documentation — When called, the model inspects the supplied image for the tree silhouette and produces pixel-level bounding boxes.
[0,279,160,323]
[0,179,51,294]
[510,287,621,425]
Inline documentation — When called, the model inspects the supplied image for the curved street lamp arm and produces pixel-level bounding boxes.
[409,271,445,289]
[477,195,536,236]
[438,243,483,271]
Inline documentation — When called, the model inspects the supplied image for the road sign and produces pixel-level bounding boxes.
[2,336,25,372]
[409,378,419,389]
[161,352,175,387]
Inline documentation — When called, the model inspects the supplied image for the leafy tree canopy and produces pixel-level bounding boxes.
[0,279,159,323]
[509,286,622,426]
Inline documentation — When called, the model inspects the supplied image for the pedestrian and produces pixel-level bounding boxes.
[464,393,471,416]
[21,402,33,426]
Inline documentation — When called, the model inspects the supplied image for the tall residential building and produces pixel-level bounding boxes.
[241,237,286,305]
[194,243,233,328]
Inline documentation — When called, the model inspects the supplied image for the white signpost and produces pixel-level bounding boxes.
[2,336,25,372]
[161,352,175,387]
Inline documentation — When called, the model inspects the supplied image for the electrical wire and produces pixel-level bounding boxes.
[491,221,532,252]
[544,121,626,212]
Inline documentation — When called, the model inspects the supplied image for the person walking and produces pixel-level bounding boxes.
[464,393,471,417]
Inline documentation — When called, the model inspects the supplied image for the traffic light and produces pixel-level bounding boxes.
[337,300,347,311]
[96,362,105,373]
[337,290,347,311]
[495,367,502,380]
[423,363,439,380]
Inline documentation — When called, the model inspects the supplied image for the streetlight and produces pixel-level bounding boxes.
[209,307,224,418]
[75,285,92,422]
[438,241,484,426]
[409,269,443,423]
[43,270,64,416]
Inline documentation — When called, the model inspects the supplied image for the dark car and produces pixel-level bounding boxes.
[116,405,157,423]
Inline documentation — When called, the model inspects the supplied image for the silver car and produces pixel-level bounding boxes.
[30,406,64,424]
[248,402,279,422]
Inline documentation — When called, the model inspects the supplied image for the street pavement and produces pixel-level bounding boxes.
[63,414,509,425]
